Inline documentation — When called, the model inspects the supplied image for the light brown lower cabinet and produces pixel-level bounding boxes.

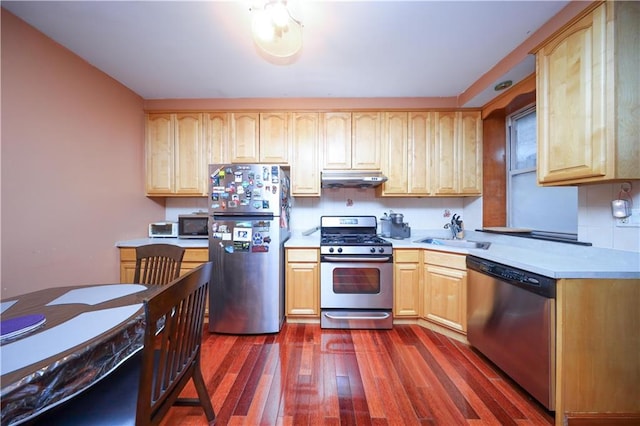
[421,250,467,333]
[285,248,320,318]
[118,247,209,283]
[393,249,421,318]
[554,277,640,425]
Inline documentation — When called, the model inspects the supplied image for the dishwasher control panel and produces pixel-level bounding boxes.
[466,256,556,298]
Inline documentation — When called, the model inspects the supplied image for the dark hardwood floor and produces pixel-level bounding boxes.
[161,323,554,425]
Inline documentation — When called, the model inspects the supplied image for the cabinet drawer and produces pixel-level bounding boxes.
[183,248,209,262]
[119,246,208,262]
[119,247,136,262]
[423,250,466,270]
[395,249,421,263]
[287,248,319,262]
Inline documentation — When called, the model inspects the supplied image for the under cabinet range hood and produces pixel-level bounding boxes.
[321,170,388,188]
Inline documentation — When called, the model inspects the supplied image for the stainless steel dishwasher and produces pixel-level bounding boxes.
[466,256,556,411]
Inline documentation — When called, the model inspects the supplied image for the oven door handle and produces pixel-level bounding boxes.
[324,312,391,320]
[322,256,392,262]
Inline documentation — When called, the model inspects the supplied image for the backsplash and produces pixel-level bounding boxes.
[164,181,639,252]
[165,189,481,239]
[577,181,640,252]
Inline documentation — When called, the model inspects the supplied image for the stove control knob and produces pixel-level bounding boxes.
[378,248,385,254]
[370,247,376,253]
[337,247,343,253]
[329,247,334,253]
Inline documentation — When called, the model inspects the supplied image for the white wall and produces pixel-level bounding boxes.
[165,180,640,253]
[578,181,640,252]
[165,190,480,238]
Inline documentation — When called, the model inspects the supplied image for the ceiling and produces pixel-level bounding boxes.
[2,1,570,107]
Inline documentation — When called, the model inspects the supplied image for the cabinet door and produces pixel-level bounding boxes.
[286,262,320,316]
[352,112,381,170]
[120,261,136,283]
[394,250,421,318]
[203,112,229,165]
[174,113,204,195]
[145,113,174,194]
[432,111,458,195]
[394,261,421,317]
[230,112,260,163]
[290,112,321,196]
[536,5,607,183]
[286,249,320,317]
[423,264,466,332]
[458,111,482,195]
[381,112,408,195]
[260,112,289,164]
[408,111,432,195]
[322,112,352,169]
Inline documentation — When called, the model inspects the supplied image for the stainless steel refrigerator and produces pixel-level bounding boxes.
[208,164,291,334]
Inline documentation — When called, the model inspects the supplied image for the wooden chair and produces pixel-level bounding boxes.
[133,243,185,286]
[29,262,216,426]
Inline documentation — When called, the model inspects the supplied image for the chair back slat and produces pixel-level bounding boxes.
[136,262,214,425]
[134,244,185,286]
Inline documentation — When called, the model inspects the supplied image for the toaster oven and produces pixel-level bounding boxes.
[148,222,178,238]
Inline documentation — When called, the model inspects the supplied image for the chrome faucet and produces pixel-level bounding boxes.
[444,214,464,239]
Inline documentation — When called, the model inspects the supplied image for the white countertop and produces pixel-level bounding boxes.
[117,231,639,279]
[116,237,208,248]
[285,229,640,280]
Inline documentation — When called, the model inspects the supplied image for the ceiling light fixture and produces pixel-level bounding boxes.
[250,0,303,64]
[494,80,513,91]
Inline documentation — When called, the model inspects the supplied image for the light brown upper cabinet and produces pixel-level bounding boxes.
[146,109,481,198]
[203,112,229,166]
[351,112,382,170]
[535,1,639,185]
[229,112,289,164]
[457,111,483,195]
[322,112,382,170]
[322,112,352,169]
[145,112,205,196]
[229,112,260,163]
[432,111,482,196]
[290,112,321,196]
[259,112,289,164]
[381,111,431,196]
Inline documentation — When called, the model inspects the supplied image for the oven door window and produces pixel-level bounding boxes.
[333,267,380,294]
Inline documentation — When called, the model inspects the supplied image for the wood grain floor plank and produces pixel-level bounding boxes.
[428,330,529,425]
[162,324,553,425]
[397,326,480,421]
[343,341,373,426]
[350,332,387,419]
[320,350,340,420]
[245,341,281,425]
[409,328,505,424]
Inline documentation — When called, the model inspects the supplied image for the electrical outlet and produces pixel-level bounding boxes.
[616,209,640,227]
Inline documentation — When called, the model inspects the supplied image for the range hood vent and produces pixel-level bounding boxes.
[321,170,388,189]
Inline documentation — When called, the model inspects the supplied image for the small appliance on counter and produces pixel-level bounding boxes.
[149,221,178,238]
[178,214,208,239]
[386,211,411,239]
[379,213,391,237]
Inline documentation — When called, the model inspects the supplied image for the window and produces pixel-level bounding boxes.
[507,106,577,235]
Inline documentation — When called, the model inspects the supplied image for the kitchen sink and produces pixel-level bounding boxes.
[415,237,491,250]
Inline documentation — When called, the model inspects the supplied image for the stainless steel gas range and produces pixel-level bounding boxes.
[319,216,393,329]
